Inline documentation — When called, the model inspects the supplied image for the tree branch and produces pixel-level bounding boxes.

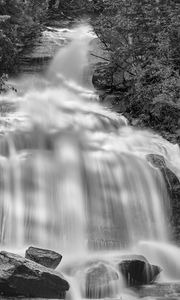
[90,53,110,62]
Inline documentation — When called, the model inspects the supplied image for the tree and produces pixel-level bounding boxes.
[48,0,56,9]
[91,0,180,142]
[0,0,48,79]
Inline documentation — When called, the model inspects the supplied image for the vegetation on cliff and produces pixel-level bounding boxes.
[89,0,180,144]
[0,0,48,88]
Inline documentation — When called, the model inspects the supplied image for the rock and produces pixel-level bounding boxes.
[92,63,113,91]
[25,246,62,269]
[65,259,120,299]
[102,93,128,113]
[114,254,148,264]
[133,282,180,298]
[147,154,180,242]
[84,261,120,298]
[89,38,110,65]
[118,259,161,286]
[0,251,69,298]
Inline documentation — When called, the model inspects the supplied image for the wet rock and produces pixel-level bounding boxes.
[115,254,149,263]
[0,251,69,298]
[133,282,180,298]
[65,259,120,299]
[102,94,127,113]
[118,259,161,286]
[84,261,120,298]
[25,246,62,269]
[147,154,180,242]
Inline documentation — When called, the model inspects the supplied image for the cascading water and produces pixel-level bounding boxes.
[0,23,180,298]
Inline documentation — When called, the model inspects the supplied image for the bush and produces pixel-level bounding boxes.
[0,0,48,76]
[91,0,180,143]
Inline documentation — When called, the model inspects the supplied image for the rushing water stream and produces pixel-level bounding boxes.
[1,23,180,299]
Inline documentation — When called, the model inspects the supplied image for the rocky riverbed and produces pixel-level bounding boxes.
[0,247,165,299]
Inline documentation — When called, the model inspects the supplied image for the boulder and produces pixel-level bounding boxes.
[118,259,161,286]
[102,94,127,113]
[84,261,120,298]
[25,246,62,269]
[0,251,69,298]
[65,259,120,299]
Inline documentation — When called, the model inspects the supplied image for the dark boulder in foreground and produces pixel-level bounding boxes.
[25,246,62,269]
[118,259,161,286]
[0,251,69,298]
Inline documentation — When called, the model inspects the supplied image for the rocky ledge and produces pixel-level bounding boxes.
[133,282,180,299]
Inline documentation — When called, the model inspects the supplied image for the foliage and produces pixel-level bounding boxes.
[0,74,9,93]
[0,0,48,76]
[0,73,17,94]
[57,0,92,12]
[90,0,180,143]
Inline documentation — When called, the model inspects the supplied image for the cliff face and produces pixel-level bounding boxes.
[147,154,180,244]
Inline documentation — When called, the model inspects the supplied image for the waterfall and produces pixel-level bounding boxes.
[0,23,180,297]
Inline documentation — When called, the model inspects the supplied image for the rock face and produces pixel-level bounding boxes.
[118,259,161,286]
[134,282,180,298]
[0,251,69,298]
[147,154,180,242]
[25,246,62,269]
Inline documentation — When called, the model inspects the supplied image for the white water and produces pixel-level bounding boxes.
[0,23,180,298]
